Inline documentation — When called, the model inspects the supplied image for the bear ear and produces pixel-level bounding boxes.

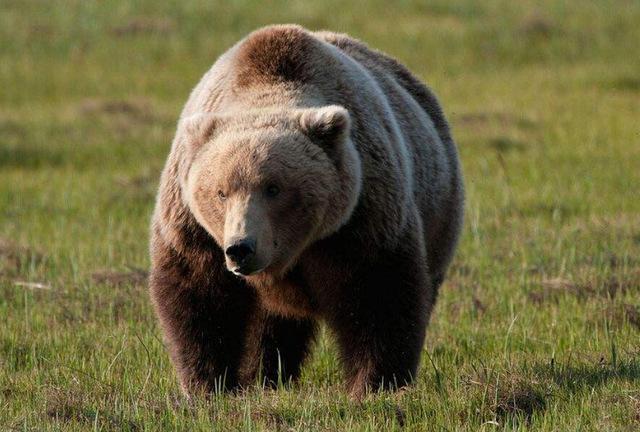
[298,105,351,145]
[179,112,220,149]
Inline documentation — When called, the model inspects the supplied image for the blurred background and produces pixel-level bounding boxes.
[1,1,639,430]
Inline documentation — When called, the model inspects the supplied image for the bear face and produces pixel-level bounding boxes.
[183,106,362,277]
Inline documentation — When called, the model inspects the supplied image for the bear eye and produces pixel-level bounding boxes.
[217,190,227,200]
[265,184,280,197]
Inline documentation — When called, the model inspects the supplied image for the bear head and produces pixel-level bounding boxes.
[181,106,362,277]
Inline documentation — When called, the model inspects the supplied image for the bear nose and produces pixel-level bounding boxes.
[225,238,256,264]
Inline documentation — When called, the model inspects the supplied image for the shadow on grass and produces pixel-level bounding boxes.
[0,119,65,168]
[0,144,67,169]
[605,76,640,92]
[534,358,640,392]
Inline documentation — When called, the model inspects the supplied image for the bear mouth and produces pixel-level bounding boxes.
[231,265,265,276]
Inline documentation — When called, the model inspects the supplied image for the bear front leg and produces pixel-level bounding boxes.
[149,237,257,396]
[328,240,434,399]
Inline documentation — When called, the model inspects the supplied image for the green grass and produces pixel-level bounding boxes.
[1,0,639,430]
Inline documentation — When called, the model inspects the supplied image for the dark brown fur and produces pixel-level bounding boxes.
[235,26,317,87]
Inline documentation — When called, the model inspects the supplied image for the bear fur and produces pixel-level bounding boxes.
[149,24,464,399]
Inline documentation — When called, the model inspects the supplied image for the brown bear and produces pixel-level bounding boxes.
[149,24,464,399]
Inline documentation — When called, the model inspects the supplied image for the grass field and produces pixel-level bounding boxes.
[1,0,639,430]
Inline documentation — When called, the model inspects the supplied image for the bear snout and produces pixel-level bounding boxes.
[225,238,261,275]
[225,237,256,264]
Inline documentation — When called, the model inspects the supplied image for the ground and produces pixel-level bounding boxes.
[1,0,639,430]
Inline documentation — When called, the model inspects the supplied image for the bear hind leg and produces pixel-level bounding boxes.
[251,314,317,388]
